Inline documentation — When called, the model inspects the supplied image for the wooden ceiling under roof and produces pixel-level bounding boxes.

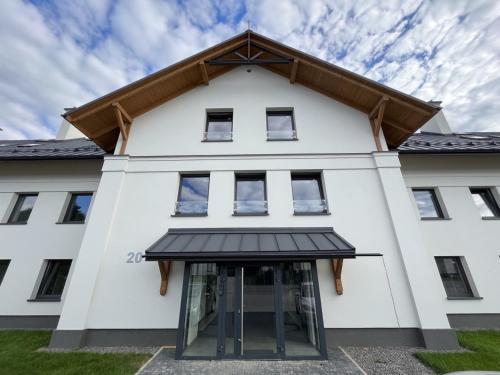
[64,30,440,153]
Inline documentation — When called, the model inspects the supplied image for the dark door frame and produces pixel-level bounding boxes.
[175,260,327,360]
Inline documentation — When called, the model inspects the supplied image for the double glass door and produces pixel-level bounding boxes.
[177,262,326,360]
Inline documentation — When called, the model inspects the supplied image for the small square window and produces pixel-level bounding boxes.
[63,193,93,223]
[0,260,10,286]
[291,172,328,214]
[234,174,267,214]
[412,189,444,219]
[204,111,233,141]
[435,257,473,298]
[267,110,297,140]
[470,188,500,218]
[7,194,37,224]
[36,260,72,300]
[175,174,210,215]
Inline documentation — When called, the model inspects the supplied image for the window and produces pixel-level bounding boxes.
[36,260,72,300]
[63,193,93,223]
[470,188,500,218]
[435,257,474,298]
[412,189,444,219]
[234,174,267,214]
[266,109,297,140]
[291,173,328,214]
[0,260,10,286]
[7,194,37,223]
[204,111,233,141]
[175,174,210,215]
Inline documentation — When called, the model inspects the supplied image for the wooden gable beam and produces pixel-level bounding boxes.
[290,59,299,84]
[331,259,343,295]
[158,260,171,296]
[199,61,209,85]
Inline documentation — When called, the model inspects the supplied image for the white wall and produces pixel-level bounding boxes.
[0,160,101,316]
[401,154,500,315]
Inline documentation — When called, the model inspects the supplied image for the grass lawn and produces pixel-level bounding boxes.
[0,330,151,375]
[416,330,500,374]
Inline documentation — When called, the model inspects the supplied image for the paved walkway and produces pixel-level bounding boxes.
[138,347,365,375]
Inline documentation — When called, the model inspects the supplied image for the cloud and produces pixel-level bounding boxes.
[0,0,499,140]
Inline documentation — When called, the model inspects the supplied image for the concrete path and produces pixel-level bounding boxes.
[137,347,365,375]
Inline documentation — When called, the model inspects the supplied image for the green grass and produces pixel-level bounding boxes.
[0,331,151,375]
[416,330,500,374]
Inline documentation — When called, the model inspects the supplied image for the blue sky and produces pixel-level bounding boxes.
[1,0,500,140]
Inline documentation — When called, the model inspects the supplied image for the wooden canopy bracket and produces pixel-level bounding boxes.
[112,102,133,155]
[199,61,209,85]
[158,260,171,296]
[369,96,388,151]
[290,59,299,83]
[331,258,344,295]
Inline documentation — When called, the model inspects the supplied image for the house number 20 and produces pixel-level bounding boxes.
[127,252,143,263]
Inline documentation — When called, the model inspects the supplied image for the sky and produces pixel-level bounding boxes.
[1,0,499,140]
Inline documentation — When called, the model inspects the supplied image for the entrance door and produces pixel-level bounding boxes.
[176,262,326,360]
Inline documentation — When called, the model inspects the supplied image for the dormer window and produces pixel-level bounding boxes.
[203,111,233,141]
[266,109,297,140]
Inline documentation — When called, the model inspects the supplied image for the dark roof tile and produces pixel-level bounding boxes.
[398,132,500,154]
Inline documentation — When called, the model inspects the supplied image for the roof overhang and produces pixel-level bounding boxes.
[63,30,440,153]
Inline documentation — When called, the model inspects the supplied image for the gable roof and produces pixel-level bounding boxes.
[399,132,500,154]
[0,138,105,160]
[64,30,440,152]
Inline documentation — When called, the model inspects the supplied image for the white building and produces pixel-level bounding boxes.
[1,31,499,359]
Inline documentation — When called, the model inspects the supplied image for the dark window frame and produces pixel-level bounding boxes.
[233,173,268,215]
[174,173,211,216]
[470,188,500,218]
[412,188,445,219]
[0,260,10,286]
[35,259,72,301]
[435,256,474,298]
[291,172,329,214]
[62,192,93,223]
[266,109,297,141]
[204,111,233,142]
[7,193,38,224]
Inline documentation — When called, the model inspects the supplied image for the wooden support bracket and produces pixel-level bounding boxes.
[290,59,299,84]
[369,96,388,151]
[112,102,133,155]
[331,258,344,295]
[199,61,209,85]
[158,260,171,296]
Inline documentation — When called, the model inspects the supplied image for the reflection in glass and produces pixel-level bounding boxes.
[182,263,219,357]
[64,194,92,222]
[282,262,321,356]
[235,175,267,214]
[243,266,277,354]
[435,257,473,298]
[291,174,327,213]
[8,194,37,223]
[224,266,236,355]
[267,111,296,140]
[205,112,232,141]
[36,260,72,299]
[177,175,210,214]
[412,189,442,218]
[470,189,500,218]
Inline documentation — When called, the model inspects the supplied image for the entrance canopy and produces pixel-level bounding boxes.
[144,227,355,261]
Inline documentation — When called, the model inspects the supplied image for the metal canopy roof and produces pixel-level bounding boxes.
[144,227,356,261]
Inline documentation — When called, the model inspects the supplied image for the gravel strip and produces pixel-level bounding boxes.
[38,346,159,354]
[343,347,436,375]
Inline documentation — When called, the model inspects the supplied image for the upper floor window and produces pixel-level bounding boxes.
[63,193,93,223]
[0,260,10,287]
[175,174,210,215]
[291,172,328,214]
[234,173,267,215]
[470,188,500,218]
[203,111,233,141]
[435,257,474,298]
[266,109,297,140]
[36,259,72,301]
[7,194,37,224]
[412,188,444,219]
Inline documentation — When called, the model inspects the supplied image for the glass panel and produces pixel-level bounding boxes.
[8,194,37,223]
[182,263,220,357]
[235,176,266,213]
[37,260,72,299]
[436,257,473,298]
[291,175,326,213]
[282,262,321,356]
[177,175,210,214]
[243,265,277,354]
[224,266,236,355]
[471,190,499,217]
[65,194,92,222]
[413,190,442,218]
[267,112,295,139]
[0,260,10,286]
[206,113,232,141]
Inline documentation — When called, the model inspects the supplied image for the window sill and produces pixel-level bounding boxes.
[27,298,61,302]
[201,139,233,142]
[293,212,331,216]
[55,221,86,225]
[266,138,298,142]
[232,212,269,216]
[420,217,452,221]
[446,296,483,300]
[171,213,208,217]
[482,217,500,220]
[0,222,28,225]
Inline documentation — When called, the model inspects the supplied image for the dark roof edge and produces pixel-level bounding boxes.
[398,150,500,155]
